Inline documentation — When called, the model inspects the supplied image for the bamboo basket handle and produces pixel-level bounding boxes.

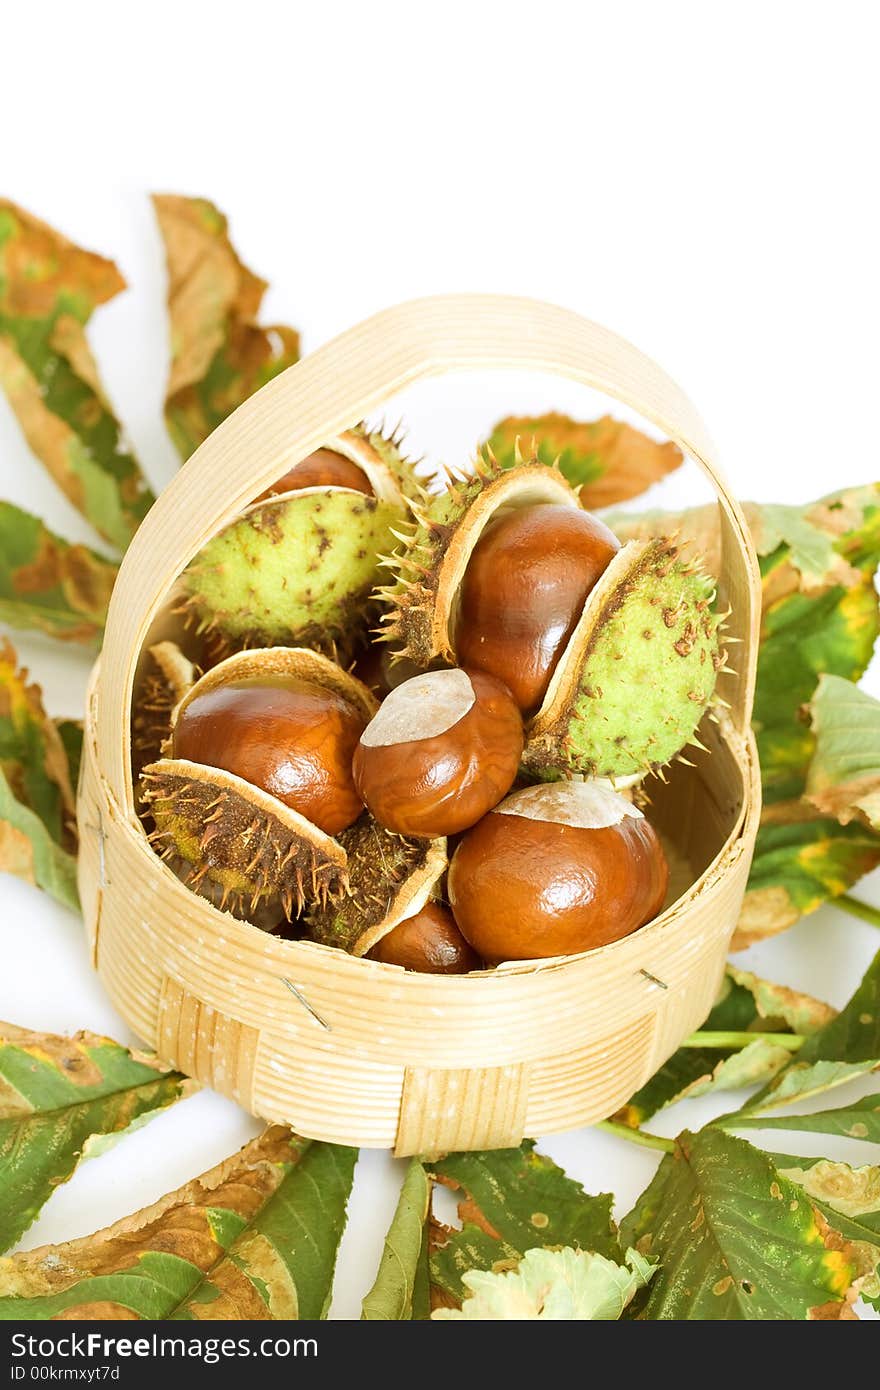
[100,295,760,813]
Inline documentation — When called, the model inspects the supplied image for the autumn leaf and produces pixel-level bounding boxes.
[0,1023,193,1251]
[0,1128,356,1320]
[0,638,76,850]
[361,1160,431,1321]
[805,674,880,830]
[738,818,880,947]
[432,1245,655,1321]
[621,1127,861,1319]
[0,639,81,907]
[0,201,154,550]
[485,412,682,507]
[427,1142,618,1307]
[615,966,834,1127]
[153,195,300,461]
[742,948,880,1113]
[0,502,117,643]
[773,1156,880,1308]
[0,772,78,909]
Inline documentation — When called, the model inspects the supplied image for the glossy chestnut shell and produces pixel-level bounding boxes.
[256,448,373,502]
[368,902,481,974]
[172,674,367,835]
[455,502,620,713]
[352,668,523,837]
[448,791,668,960]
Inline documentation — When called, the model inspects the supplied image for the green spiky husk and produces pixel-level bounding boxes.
[182,490,402,658]
[353,423,427,506]
[524,539,723,780]
[305,815,440,954]
[378,455,569,665]
[140,764,347,921]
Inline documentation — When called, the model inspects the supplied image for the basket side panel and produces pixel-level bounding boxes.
[158,976,258,1107]
[527,1014,655,1135]
[76,712,104,967]
[394,1063,531,1157]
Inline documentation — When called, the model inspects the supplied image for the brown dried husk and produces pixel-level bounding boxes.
[172,644,379,727]
[130,641,197,780]
[306,815,447,955]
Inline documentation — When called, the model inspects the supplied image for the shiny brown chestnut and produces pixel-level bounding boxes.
[172,674,367,835]
[255,448,373,502]
[352,667,523,837]
[448,781,668,961]
[455,503,620,714]
[368,902,481,974]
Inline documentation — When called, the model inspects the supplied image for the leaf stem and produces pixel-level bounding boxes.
[837,894,880,930]
[596,1120,676,1154]
[682,1031,805,1052]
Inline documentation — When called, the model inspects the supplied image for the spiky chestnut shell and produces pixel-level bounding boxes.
[130,641,196,781]
[523,538,723,779]
[305,814,447,956]
[141,760,348,922]
[377,454,582,668]
[181,427,420,660]
[139,647,377,921]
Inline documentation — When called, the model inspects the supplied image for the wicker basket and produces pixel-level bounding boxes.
[77,296,761,1155]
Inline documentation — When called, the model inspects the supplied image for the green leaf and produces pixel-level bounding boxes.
[616,966,834,1126]
[0,1129,356,1320]
[0,1023,193,1251]
[0,638,76,848]
[807,674,880,829]
[484,412,682,508]
[361,1160,430,1320]
[0,503,116,643]
[427,1141,617,1305]
[624,1127,861,1319]
[54,719,83,795]
[0,769,79,910]
[153,195,300,461]
[745,948,880,1112]
[432,1245,655,1321]
[755,580,879,806]
[719,1093,880,1143]
[0,201,155,550]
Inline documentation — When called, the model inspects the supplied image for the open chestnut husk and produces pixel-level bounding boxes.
[455,502,620,713]
[139,646,377,922]
[180,426,421,662]
[305,814,448,957]
[380,453,723,780]
[352,667,523,837]
[447,780,669,960]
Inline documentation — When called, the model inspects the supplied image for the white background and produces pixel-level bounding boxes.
[2,1,879,1319]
